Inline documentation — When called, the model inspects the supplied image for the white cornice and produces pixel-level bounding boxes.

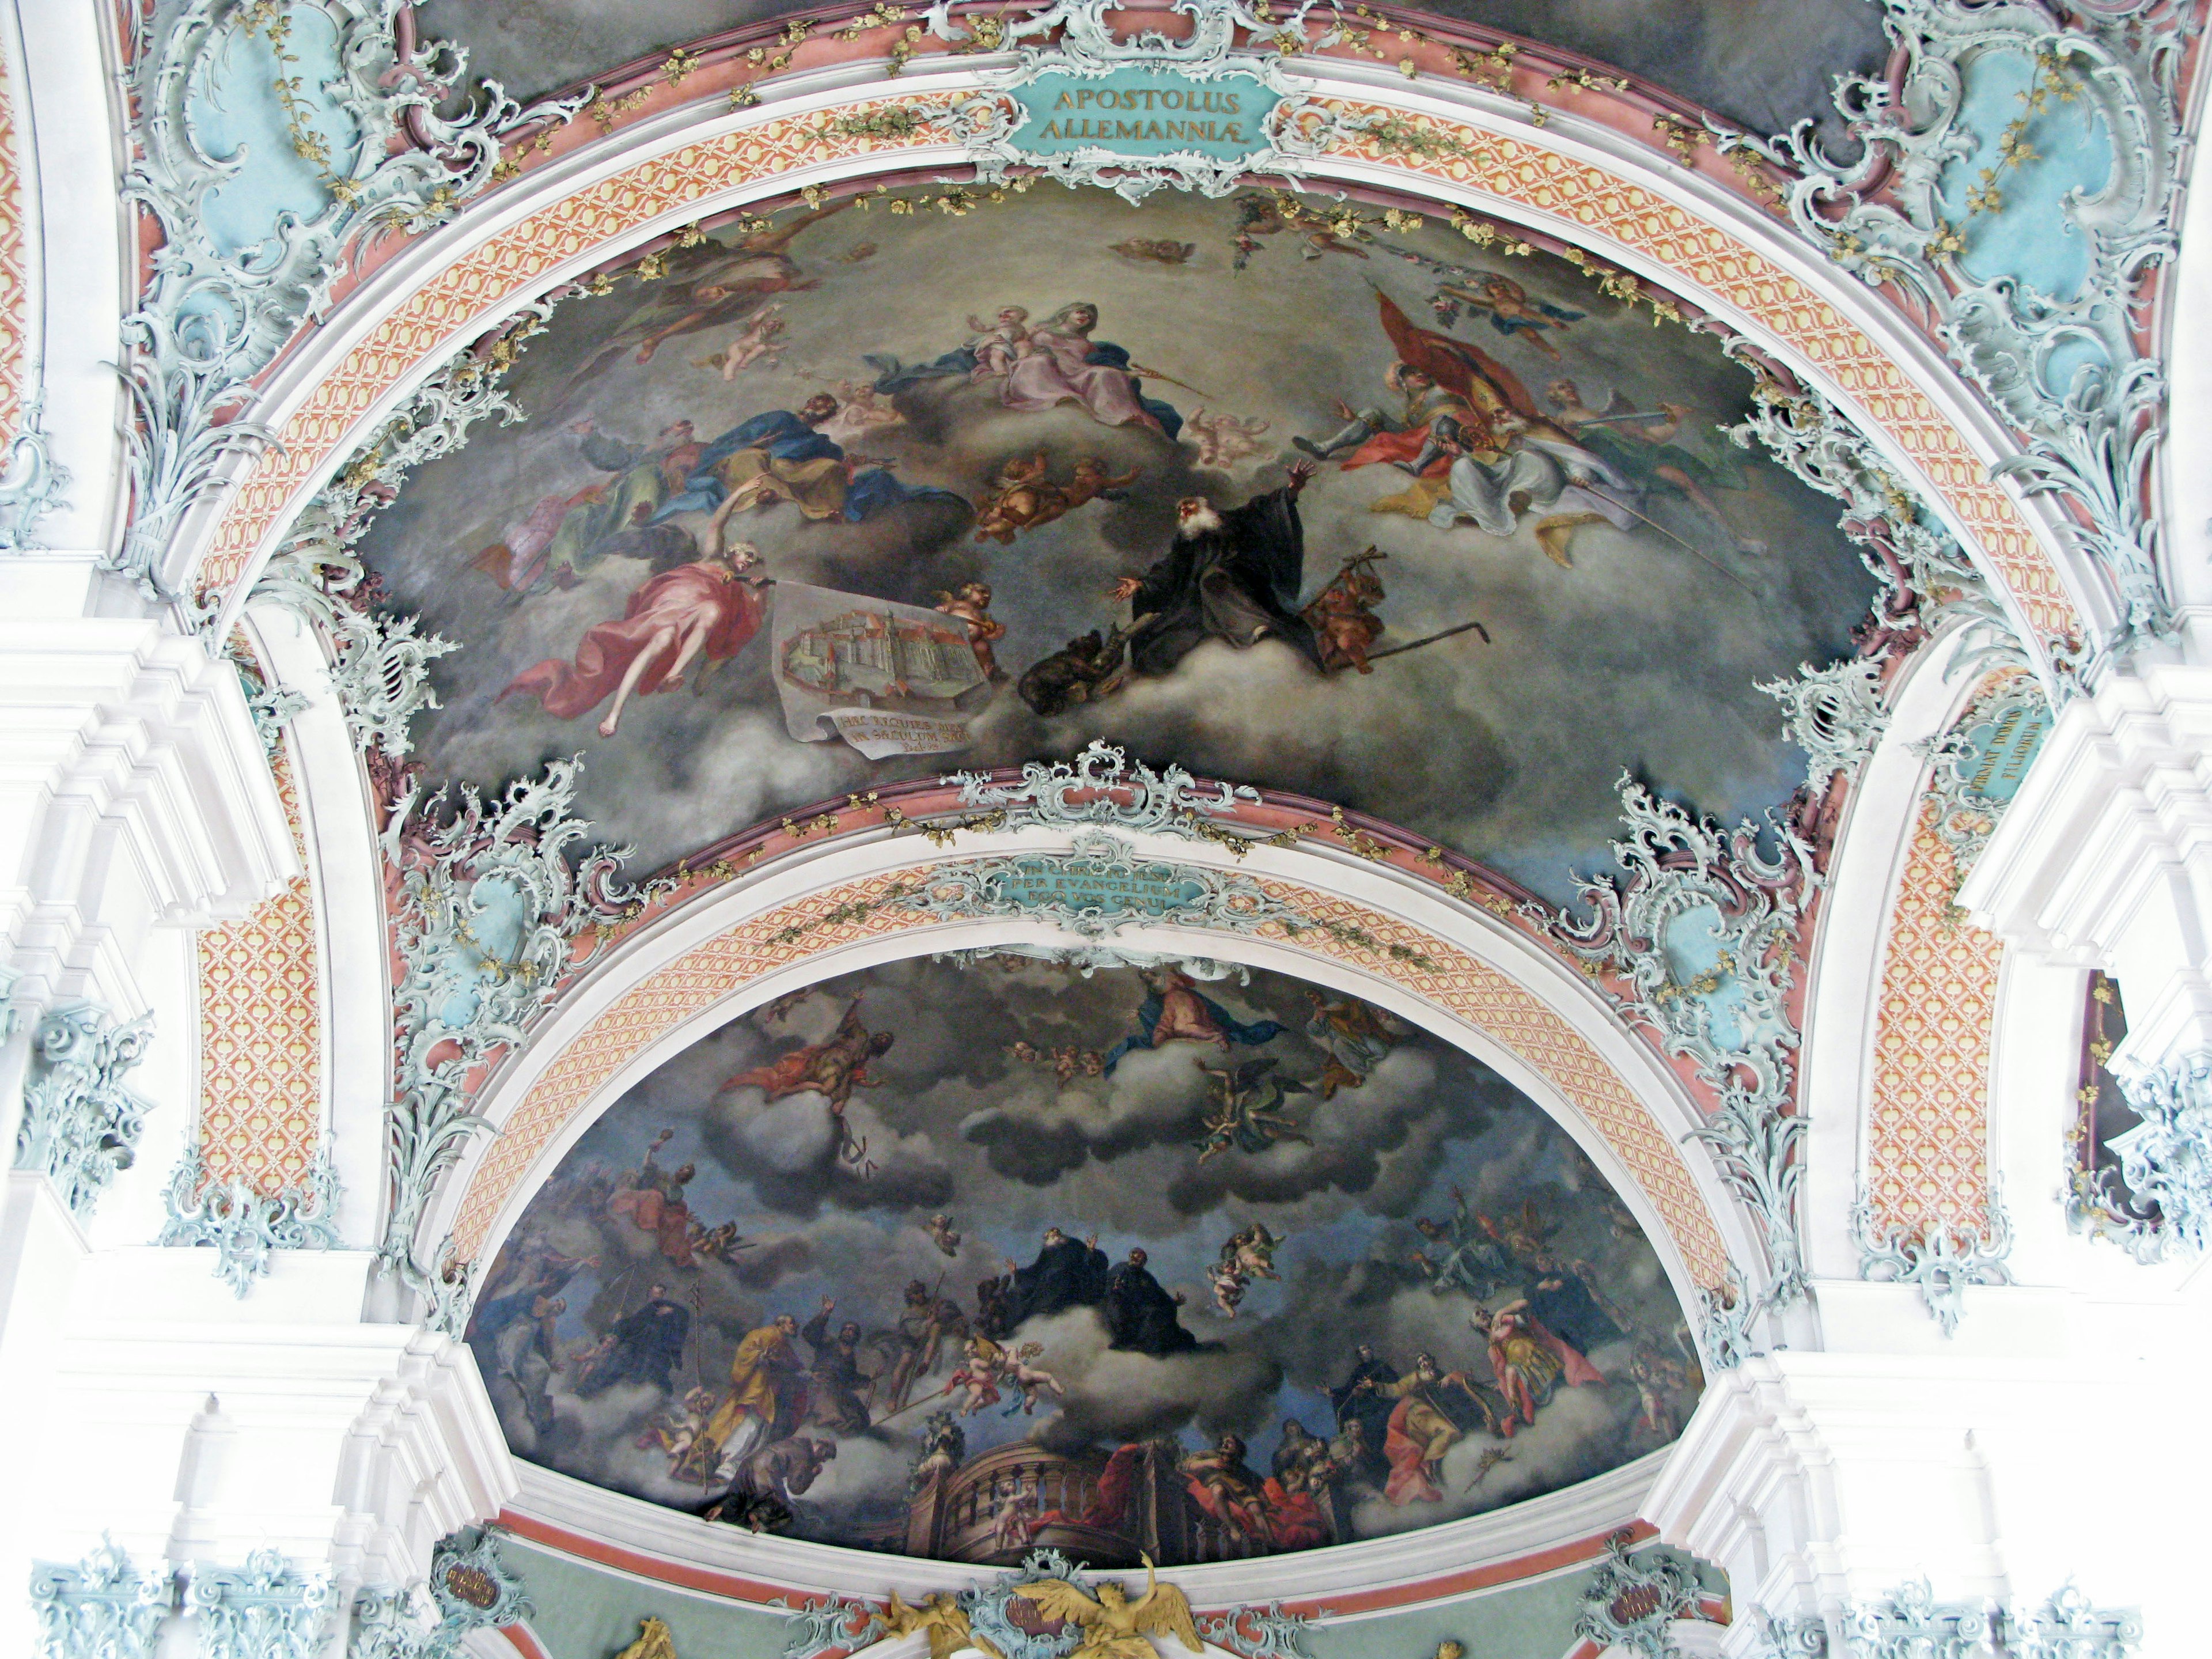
[0,608,296,1005]
[506,1446,1664,1608]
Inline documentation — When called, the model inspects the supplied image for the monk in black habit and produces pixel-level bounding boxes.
[579,1283,691,1395]
[1000,1227,1112,1327]
[1111,460,1325,679]
[1104,1247,1199,1356]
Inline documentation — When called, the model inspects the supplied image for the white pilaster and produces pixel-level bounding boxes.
[1,1241,514,1659]
[1960,639,2212,1075]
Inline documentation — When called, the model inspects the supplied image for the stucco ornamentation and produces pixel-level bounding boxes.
[919,0,1384,202]
[1722,0,2188,649]
[1909,673,2052,886]
[945,738,1264,841]
[121,0,581,594]
[2100,1049,2212,1259]
[1851,1180,2013,1335]
[1846,1579,2138,1659]
[0,393,71,553]
[13,1001,157,1224]
[778,1547,1311,1659]
[1760,660,1890,796]
[382,760,670,1327]
[247,315,546,756]
[1547,779,1817,1359]
[158,1143,342,1296]
[1724,373,2058,690]
[906,829,1306,942]
[187,1547,334,1659]
[28,1536,176,1659]
[1573,1531,1707,1659]
[350,1527,532,1659]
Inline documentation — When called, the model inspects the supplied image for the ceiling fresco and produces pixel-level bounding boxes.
[412,0,1888,144]
[466,956,1699,1565]
[356,184,1876,902]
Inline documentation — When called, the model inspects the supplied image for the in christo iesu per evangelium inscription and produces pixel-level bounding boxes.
[1010,68,1283,161]
[993,857,1210,918]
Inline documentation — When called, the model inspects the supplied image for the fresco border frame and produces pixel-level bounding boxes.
[495,1455,1682,1616]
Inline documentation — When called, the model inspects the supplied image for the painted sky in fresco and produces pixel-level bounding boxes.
[468,957,1700,1565]
[416,0,1887,145]
[358,186,1874,901]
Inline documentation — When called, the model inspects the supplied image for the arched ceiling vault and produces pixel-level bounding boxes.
[132,0,2170,1430]
[433,830,1756,1310]
[29,0,2193,1626]
[177,28,2105,658]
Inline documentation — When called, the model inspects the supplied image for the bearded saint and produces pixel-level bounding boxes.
[1111,462,1324,680]
[721,1000,893,1112]
[683,1313,804,1479]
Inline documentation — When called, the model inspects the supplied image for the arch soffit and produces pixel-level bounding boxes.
[180,60,2092,655]
[429,828,1756,1326]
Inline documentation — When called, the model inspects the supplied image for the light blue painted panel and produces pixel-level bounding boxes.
[1010,67,1279,162]
[187,3,360,257]
[1936,44,2112,304]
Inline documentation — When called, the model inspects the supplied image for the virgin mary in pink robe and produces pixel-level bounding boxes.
[1001,302,1176,435]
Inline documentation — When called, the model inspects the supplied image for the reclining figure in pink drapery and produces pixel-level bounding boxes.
[498,494,769,737]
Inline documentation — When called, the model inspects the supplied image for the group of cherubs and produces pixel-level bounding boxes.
[1203,1221,1287,1318]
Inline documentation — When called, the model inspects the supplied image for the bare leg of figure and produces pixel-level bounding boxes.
[656,612,717,692]
[1654,465,1767,554]
[599,624,680,737]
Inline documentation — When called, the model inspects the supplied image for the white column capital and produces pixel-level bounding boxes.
[3,1241,513,1642]
[1645,1339,2187,1652]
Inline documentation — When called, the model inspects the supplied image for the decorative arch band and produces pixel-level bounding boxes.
[445,859,1734,1291]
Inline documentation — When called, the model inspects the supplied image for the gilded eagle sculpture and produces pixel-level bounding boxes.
[1007,1555,1204,1659]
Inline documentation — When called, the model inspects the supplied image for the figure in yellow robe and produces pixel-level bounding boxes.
[682,1313,801,1478]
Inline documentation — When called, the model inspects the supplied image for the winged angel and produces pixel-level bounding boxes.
[879,1591,993,1659]
[1012,1557,1204,1659]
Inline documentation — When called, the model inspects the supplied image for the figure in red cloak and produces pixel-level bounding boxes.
[497,494,768,737]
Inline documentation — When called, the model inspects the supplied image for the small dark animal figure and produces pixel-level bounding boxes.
[1017,625,1133,717]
